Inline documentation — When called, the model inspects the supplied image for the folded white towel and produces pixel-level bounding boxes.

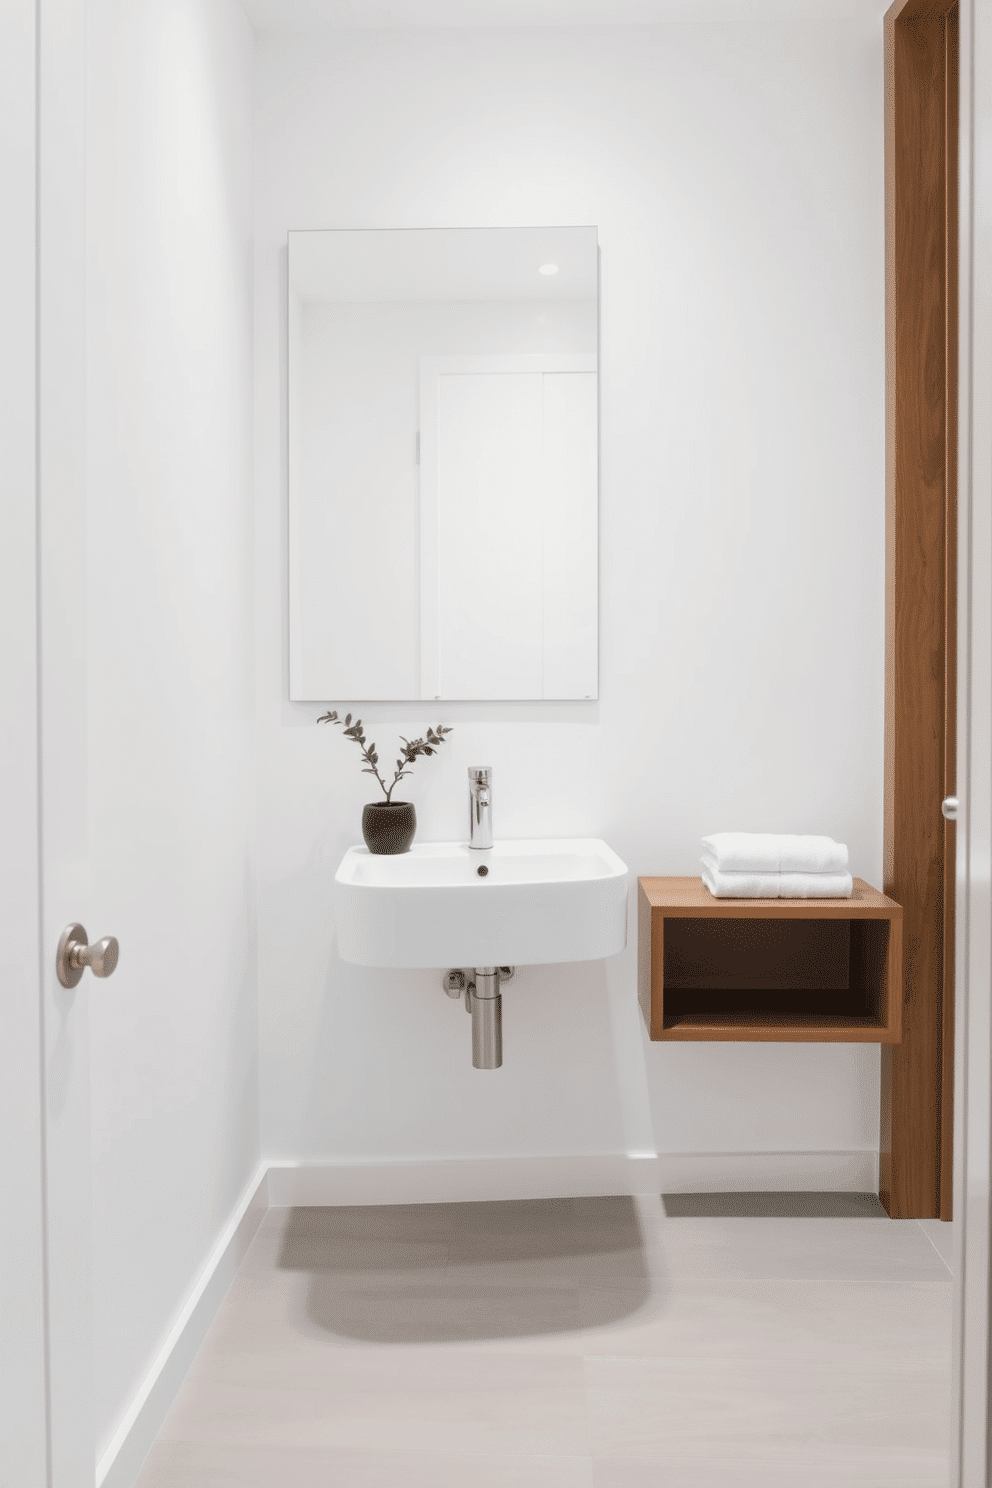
[778,871,853,898]
[701,858,854,899]
[701,832,849,875]
[700,861,779,898]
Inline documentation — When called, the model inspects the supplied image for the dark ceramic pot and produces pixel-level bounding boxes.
[362,800,416,855]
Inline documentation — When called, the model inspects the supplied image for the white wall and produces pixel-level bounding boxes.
[86,0,258,1464]
[253,22,884,1172]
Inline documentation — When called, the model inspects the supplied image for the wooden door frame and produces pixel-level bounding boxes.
[882,0,958,1220]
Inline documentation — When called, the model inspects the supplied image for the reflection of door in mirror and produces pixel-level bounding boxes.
[287,226,599,702]
[420,355,597,701]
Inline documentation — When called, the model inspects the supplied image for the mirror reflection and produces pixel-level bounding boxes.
[288,226,599,701]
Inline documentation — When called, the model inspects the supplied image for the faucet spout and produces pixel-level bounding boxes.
[468,766,493,850]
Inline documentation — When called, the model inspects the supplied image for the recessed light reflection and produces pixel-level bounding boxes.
[539,263,559,275]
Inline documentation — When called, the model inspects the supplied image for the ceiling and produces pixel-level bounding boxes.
[242,0,888,30]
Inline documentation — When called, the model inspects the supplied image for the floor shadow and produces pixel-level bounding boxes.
[662,1190,889,1218]
[276,1196,655,1344]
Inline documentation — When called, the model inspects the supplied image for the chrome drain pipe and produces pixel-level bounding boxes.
[444,968,514,1068]
[470,966,502,1069]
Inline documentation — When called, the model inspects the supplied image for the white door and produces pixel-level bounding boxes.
[1,2,96,1487]
[3,8,258,1487]
[419,353,598,701]
[435,368,546,699]
[0,4,58,1486]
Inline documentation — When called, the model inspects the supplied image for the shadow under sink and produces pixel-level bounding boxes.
[275,1195,654,1345]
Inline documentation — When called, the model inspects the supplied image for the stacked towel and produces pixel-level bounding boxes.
[700,833,852,899]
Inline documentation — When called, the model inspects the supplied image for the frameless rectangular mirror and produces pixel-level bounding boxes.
[287,225,599,701]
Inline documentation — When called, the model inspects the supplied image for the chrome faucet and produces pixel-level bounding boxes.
[468,766,493,849]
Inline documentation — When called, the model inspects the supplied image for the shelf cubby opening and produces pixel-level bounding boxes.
[637,878,902,1043]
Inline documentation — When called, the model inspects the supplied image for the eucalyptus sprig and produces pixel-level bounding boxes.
[317,711,453,802]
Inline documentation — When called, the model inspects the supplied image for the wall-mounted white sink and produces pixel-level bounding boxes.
[335,838,629,968]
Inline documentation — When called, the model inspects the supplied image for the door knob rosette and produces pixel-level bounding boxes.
[56,923,119,988]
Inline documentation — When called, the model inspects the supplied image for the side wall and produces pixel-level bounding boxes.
[253,22,885,1177]
[85,0,259,1466]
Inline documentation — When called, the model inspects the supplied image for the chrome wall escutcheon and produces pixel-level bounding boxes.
[942,796,959,821]
[57,923,120,988]
[443,968,466,998]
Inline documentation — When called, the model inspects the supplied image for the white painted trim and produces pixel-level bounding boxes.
[952,1,992,1482]
[269,1153,659,1205]
[0,6,48,1485]
[265,1149,878,1207]
[242,0,890,31]
[421,353,598,378]
[654,1149,878,1196]
[38,3,94,1482]
[95,1165,269,1488]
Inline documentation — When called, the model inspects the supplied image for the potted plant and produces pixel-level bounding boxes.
[318,710,453,854]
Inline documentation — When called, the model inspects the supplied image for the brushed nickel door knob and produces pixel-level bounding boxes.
[56,923,120,988]
[942,796,959,821]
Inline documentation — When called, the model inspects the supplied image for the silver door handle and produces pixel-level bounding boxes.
[942,796,959,821]
[57,923,119,988]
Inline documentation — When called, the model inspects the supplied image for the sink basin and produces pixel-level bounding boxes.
[335,837,629,968]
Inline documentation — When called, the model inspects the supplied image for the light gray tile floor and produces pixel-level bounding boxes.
[135,1194,952,1488]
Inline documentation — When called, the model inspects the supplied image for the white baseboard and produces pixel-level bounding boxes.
[266,1149,879,1207]
[97,1146,879,1488]
[656,1148,879,1195]
[96,1163,269,1488]
[266,1153,661,1206]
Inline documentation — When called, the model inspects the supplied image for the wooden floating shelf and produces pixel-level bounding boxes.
[637,877,903,1043]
